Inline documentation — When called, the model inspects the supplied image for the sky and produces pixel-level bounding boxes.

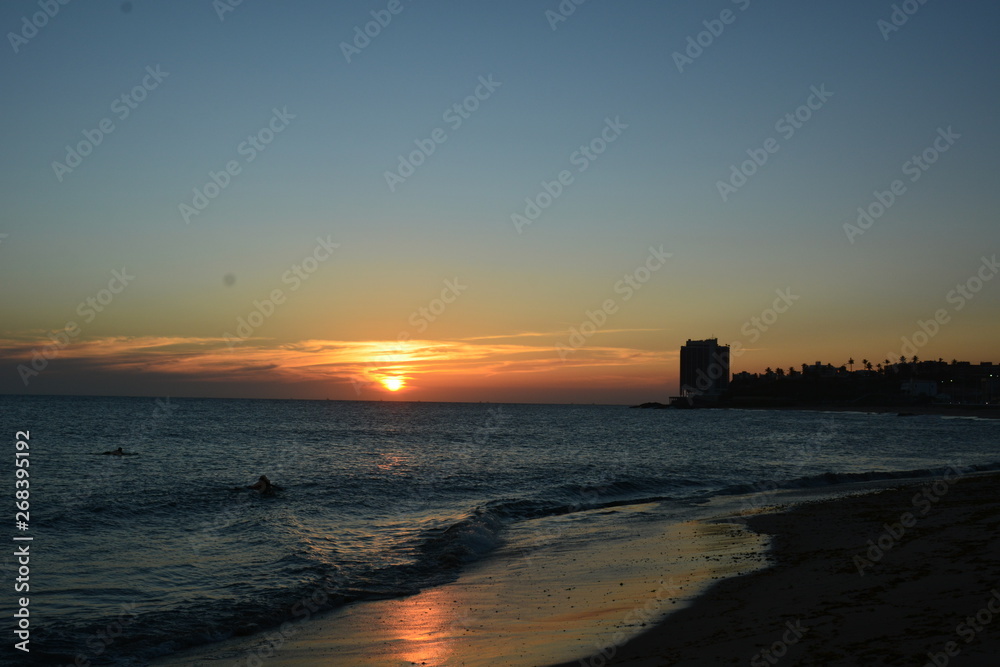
[1,0,998,404]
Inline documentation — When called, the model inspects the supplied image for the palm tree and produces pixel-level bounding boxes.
[912,355,919,364]
[865,360,873,372]
[876,363,883,373]
[776,367,785,378]
[848,357,854,372]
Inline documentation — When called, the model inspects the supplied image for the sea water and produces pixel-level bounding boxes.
[1,395,997,665]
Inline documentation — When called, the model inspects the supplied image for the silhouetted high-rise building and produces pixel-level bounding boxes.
[680,338,730,397]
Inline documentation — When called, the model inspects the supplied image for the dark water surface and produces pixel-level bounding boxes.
[1,395,997,665]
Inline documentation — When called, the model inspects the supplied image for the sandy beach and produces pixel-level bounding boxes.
[154,502,769,666]
[558,470,1000,666]
[154,472,1000,666]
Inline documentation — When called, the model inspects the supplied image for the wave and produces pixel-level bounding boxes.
[462,461,1000,533]
[33,460,1000,665]
[30,505,511,665]
[414,507,506,570]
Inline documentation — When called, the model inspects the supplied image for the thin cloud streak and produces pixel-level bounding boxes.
[0,335,673,395]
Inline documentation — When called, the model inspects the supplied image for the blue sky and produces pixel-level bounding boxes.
[1,0,998,402]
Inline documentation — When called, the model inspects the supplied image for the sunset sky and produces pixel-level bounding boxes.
[1,0,998,404]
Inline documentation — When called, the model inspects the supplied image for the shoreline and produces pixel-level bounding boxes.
[633,402,1000,420]
[761,404,1000,420]
[555,470,1000,665]
[151,471,1000,666]
[152,503,769,666]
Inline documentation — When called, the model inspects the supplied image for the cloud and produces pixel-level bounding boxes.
[0,333,673,398]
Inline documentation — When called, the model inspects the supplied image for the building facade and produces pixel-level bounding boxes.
[680,338,730,398]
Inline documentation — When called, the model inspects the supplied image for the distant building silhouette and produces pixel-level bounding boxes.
[680,338,730,398]
[727,358,998,407]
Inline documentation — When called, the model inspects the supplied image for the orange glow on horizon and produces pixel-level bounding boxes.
[0,333,675,401]
[8,328,996,401]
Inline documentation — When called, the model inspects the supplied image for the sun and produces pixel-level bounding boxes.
[382,376,404,392]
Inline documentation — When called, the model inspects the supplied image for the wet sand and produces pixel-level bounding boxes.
[153,503,768,666]
[154,473,1000,666]
[557,471,1000,665]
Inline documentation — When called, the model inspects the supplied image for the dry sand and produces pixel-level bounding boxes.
[155,473,1000,666]
[557,471,1000,666]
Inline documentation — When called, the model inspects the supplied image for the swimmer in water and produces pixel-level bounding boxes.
[248,475,273,493]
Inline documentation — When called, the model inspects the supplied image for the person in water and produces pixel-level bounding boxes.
[248,475,273,492]
[101,447,126,455]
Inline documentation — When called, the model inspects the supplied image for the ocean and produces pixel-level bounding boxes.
[1,395,998,666]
